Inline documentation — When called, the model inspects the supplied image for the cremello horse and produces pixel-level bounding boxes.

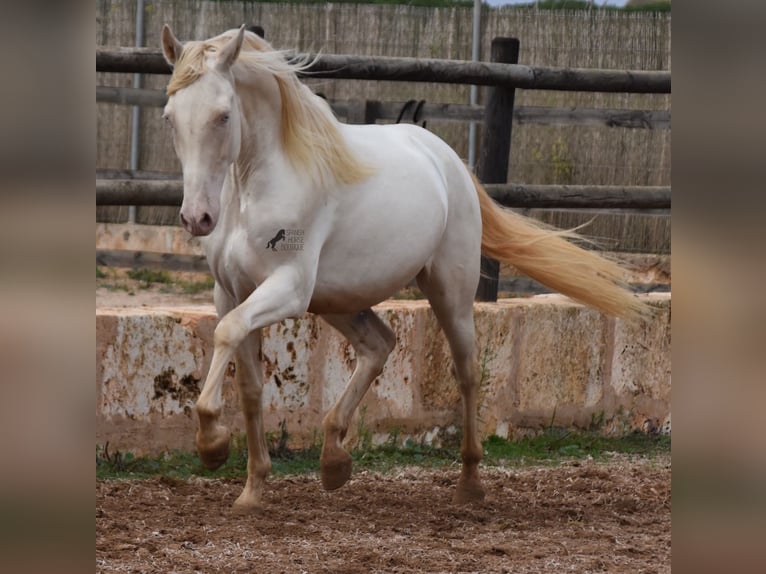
[160,25,647,511]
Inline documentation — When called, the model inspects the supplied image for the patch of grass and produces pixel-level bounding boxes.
[179,276,215,295]
[353,405,374,453]
[127,268,173,286]
[482,429,670,466]
[97,430,669,480]
[96,436,321,480]
[97,266,216,296]
[104,283,135,295]
[353,439,459,472]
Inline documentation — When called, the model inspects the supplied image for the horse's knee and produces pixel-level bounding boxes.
[214,314,248,349]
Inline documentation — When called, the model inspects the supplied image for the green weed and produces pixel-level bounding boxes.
[179,276,215,294]
[482,430,670,466]
[353,405,374,453]
[97,429,669,480]
[127,268,173,286]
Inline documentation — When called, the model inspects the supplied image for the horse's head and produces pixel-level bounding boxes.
[161,25,246,236]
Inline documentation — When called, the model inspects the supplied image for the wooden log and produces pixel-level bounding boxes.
[97,47,170,75]
[96,177,669,210]
[97,169,180,180]
[486,184,670,209]
[97,85,167,107]
[96,179,183,206]
[96,86,670,129]
[476,38,519,302]
[305,54,671,93]
[513,106,670,130]
[96,48,671,93]
[96,249,209,273]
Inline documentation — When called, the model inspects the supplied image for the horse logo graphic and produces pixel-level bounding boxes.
[266,229,286,251]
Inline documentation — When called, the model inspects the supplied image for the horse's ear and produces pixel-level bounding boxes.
[161,24,184,67]
[216,25,246,71]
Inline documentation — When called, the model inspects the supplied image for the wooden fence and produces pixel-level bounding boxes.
[96,34,670,300]
[97,86,670,130]
[97,47,669,93]
[97,3,671,185]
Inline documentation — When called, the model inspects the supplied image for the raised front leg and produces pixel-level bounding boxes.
[194,270,312,503]
[320,310,396,491]
[195,283,235,470]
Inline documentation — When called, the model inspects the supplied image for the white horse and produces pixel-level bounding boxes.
[160,25,647,511]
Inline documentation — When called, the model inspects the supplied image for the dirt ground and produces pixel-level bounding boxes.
[96,455,670,573]
[96,269,215,308]
[97,267,671,573]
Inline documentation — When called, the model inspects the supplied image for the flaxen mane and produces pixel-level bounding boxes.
[167,29,374,188]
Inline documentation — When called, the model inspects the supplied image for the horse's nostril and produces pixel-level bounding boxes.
[202,213,212,226]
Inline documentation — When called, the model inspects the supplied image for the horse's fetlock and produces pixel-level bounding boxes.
[461,442,483,466]
[196,403,221,422]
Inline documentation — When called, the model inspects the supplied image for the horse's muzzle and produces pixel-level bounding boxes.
[180,211,215,236]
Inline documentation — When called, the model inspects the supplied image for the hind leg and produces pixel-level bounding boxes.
[417,266,485,504]
[320,310,396,491]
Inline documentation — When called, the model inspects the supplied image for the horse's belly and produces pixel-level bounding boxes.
[309,234,436,314]
[307,289,388,315]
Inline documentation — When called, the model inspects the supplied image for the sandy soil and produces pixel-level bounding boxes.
[96,455,670,573]
[96,267,671,573]
[96,269,215,308]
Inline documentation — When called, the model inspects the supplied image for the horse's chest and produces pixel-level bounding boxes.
[206,230,265,293]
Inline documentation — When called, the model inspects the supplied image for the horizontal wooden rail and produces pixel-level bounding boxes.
[487,184,670,209]
[96,178,670,210]
[97,48,670,93]
[97,179,183,206]
[97,169,181,180]
[97,86,670,129]
[96,249,208,273]
[97,85,167,107]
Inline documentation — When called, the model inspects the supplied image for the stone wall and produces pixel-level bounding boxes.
[96,295,671,455]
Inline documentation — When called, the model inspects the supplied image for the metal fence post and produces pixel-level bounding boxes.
[475,37,520,302]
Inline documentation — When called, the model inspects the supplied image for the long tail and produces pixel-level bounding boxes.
[472,173,649,319]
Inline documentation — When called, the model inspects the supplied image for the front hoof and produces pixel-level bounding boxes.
[232,491,265,514]
[196,427,231,470]
[452,478,486,505]
[320,448,353,491]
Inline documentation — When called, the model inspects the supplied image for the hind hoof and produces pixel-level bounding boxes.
[453,478,486,505]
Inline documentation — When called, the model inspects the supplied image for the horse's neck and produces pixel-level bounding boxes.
[225,76,324,216]
[238,95,280,169]
[224,113,295,214]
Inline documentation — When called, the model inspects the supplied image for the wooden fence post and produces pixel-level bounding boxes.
[475,37,520,302]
